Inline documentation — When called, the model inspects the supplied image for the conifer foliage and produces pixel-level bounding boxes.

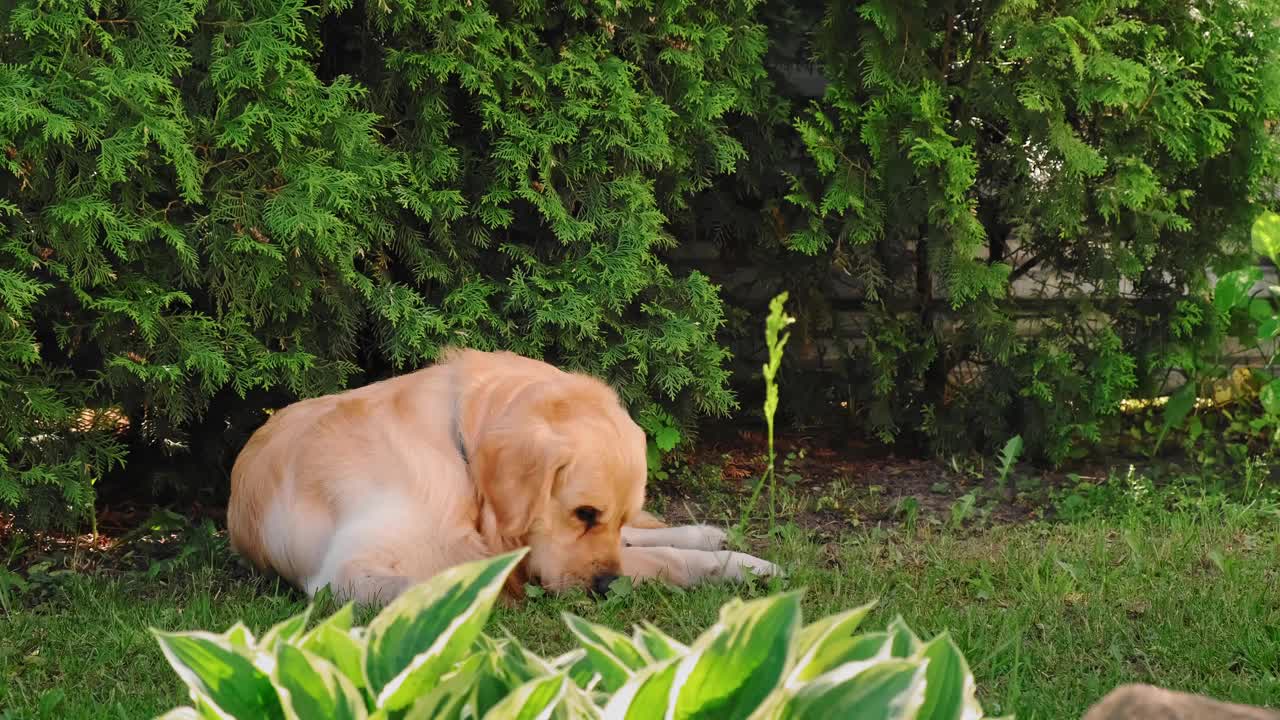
[0,0,769,525]
[2,0,1279,526]
[777,0,1280,461]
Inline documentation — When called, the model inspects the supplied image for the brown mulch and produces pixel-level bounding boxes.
[643,428,1112,541]
[0,500,231,577]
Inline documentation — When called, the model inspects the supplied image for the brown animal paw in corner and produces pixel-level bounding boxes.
[1082,684,1280,720]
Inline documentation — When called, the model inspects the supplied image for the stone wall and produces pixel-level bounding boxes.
[670,52,1280,392]
[668,235,1279,391]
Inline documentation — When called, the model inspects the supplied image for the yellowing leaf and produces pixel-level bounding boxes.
[1252,211,1280,265]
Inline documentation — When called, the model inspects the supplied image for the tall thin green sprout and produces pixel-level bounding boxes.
[738,292,795,536]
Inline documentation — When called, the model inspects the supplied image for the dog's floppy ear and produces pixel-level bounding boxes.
[472,384,571,539]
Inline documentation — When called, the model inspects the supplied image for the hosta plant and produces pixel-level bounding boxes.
[151,550,999,719]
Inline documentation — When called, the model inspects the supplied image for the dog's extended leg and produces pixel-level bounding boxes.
[621,545,780,587]
[622,524,728,552]
[629,509,668,529]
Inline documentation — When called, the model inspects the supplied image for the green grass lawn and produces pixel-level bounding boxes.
[2,469,1279,719]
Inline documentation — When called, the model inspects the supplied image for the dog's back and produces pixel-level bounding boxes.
[227,364,460,587]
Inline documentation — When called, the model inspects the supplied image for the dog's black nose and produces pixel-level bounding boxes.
[591,573,620,596]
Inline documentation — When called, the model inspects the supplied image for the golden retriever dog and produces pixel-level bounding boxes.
[227,348,778,604]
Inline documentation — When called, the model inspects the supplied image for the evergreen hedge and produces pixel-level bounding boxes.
[732,0,1280,462]
[2,0,1278,526]
[1,0,770,526]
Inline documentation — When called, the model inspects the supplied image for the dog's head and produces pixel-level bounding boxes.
[469,371,646,595]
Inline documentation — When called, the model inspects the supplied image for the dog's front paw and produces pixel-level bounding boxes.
[622,523,728,551]
[676,524,728,551]
[716,550,781,581]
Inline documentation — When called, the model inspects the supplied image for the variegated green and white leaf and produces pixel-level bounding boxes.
[551,648,598,689]
[780,659,928,719]
[602,657,680,720]
[261,607,313,650]
[304,602,356,639]
[787,600,877,685]
[563,612,647,692]
[273,643,367,720]
[473,649,535,718]
[301,604,365,691]
[152,629,283,720]
[668,592,801,719]
[481,673,567,720]
[632,621,688,663]
[491,632,550,685]
[886,616,923,658]
[915,633,983,720]
[495,635,602,716]
[791,630,893,690]
[224,622,256,652]
[364,549,527,710]
[402,652,487,720]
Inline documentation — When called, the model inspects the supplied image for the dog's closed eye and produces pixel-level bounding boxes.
[574,506,600,528]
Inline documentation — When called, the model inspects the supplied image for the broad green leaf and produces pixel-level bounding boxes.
[647,442,662,472]
[1214,267,1262,314]
[560,681,606,718]
[1261,378,1280,416]
[788,602,885,685]
[997,435,1022,475]
[467,633,594,719]
[632,621,689,662]
[261,607,312,650]
[1248,299,1275,323]
[602,658,680,720]
[785,632,893,693]
[489,632,544,684]
[1162,383,1196,432]
[474,652,521,718]
[522,646,603,719]
[480,673,566,720]
[1252,210,1280,265]
[915,633,983,720]
[152,629,284,719]
[494,627,587,689]
[402,652,486,720]
[781,660,928,719]
[475,633,507,654]
[562,613,647,691]
[669,592,802,719]
[302,622,365,691]
[364,549,527,710]
[561,696,606,720]
[225,622,256,651]
[654,426,681,452]
[155,707,201,720]
[190,694,234,720]
[306,602,356,637]
[886,616,923,658]
[1258,316,1280,340]
[551,648,597,688]
[274,644,367,720]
